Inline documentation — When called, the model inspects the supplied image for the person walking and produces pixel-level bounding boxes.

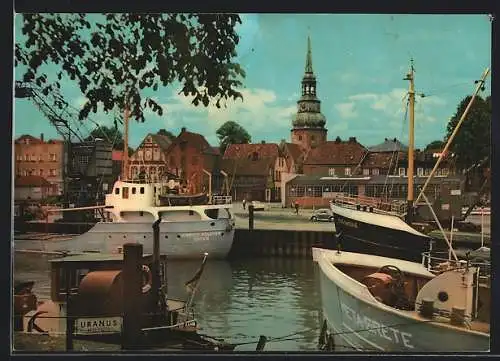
[294,201,299,215]
[242,198,246,210]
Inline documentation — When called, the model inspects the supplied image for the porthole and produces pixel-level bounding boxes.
[177,235,181,238]
[438,291,449,302]
[143,235,146,239]
[164,235,168,239]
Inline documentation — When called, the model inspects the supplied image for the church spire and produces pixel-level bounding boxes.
[305,35,313,73]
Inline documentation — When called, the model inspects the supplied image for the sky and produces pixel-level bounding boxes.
[13,14,492,150]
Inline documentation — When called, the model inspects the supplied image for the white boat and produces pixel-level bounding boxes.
[16,180,236,259]
[312,247,490,352]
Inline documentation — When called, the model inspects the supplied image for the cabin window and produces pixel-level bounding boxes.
[189,210,194,216]
[398,167,406,176]
[372,168,380,176]
[132,187,137,194]
[115,188,120,195]
[140,211,144,216]
[417,167,424,177]
[140,187,145,194]
[154,187,157,193]
[122,187,129,199]
[345,168,352,176]
[204,209,219,219]
[328,168,335,176]
[363,168,370,176]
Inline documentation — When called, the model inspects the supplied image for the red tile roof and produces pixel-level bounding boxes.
[15,135,43,144]
[15,175,52,187]
[282,142,303,163]
[220,157,274,177]
[223,143,279,159]
[361,152,398,168]
[304,140,367,165]
[168,129,215,154]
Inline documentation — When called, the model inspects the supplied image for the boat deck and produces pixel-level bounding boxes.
[400,310,490,335]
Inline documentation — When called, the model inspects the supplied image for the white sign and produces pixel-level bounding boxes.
[341,303,414,349]
[441,204,450,211]
[450,189,461,196]
[75,317,122,334]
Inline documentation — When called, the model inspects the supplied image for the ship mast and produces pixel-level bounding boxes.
[122,103,130,180]
[404,59,416,225]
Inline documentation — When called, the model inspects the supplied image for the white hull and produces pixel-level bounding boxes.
[313,248,489,352]
[15,220,235,259]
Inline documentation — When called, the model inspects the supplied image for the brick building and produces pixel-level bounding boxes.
[165,128,220,194]
[302,137,367,176]
[14,134,64,195]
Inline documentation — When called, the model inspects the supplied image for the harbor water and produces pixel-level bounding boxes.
[13,252,323,352]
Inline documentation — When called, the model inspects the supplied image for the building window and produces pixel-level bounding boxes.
[138,150,143,160]
[39,169,43,176]
[31,154,36,162]
[328,168,335,176]
[313,186,322,197]
[49,169,57,176]
[298,135,302,141]
[49,153,56,161]
[153,149,160,161]
[417,167,424,177]
[145,150,152,161]
[363,168,370,176]
[115,187,120,195]
[140,187,145,194]
[311,135,315,141]
[345,168,352,176]
[441,168,449,176]
[398,167,406,176]
[24,154,28,161]
[132,187,136,194]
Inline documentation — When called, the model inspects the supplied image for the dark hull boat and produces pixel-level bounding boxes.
[158,193,209,207]
[331,202,431,263]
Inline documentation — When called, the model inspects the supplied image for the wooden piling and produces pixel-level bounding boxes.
[248,205,254,231]
[65,267,74,351]
[122,243,144,350]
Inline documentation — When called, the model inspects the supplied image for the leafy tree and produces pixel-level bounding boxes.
[85,125,124,147]
[445,95,490,170]
[15,14,246,122]
[424,140,445,151]
[216,121,251,154]
[157,128,175,139]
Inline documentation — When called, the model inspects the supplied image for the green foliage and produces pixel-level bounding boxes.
[445,95,490,170]
[16,13,246,122]
[216,120,251,154]
[85,125,124,148]
[424,140,445,151]
[157,128,175,139]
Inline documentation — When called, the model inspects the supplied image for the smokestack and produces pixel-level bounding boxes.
[181,127,186,133]
[40,133,44,142]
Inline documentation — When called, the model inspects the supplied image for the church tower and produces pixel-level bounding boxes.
[291,36,327,153]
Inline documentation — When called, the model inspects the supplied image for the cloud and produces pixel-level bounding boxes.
[145,87,297,145]
[335,102,357,119]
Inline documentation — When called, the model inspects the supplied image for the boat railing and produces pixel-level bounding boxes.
[332,195,407,217]
[421,250,490,279]
[211,195,232,205]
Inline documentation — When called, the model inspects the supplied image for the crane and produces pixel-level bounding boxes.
[15,80,117,218]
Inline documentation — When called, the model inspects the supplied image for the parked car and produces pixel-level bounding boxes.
[251,201,267,211]
[310,208,334,222]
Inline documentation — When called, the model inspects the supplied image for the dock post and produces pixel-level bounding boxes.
[122,243,144,350]
[248,205,254,230]
[65,267,74,351]
[256,335,267,351]
[152,217,162,313]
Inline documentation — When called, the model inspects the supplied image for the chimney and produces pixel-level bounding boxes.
[393,138,397,142]
[181,127,186,132]
[384,138,388,141]
[349,137,356,143]
[335,136,341,144]
[261,140,266,144]
[40,133,44,142]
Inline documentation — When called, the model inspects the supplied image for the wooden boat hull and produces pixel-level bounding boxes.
[313,248,490,352]
[331,203,431,262]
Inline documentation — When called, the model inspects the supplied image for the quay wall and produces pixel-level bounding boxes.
[15,222,486,259]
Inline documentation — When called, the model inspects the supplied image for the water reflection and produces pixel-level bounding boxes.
[13,253,322,351]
